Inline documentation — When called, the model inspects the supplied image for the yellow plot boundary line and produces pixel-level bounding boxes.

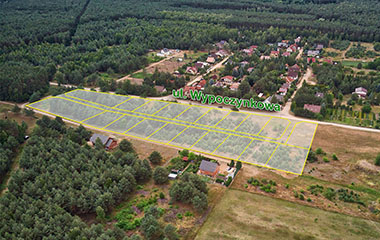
[237,139,254,160]
[257,117,272,135]
[213,112,231,127]
[31,96,309,150]
[112,97,133,108]
[167,126,189,144]
[299,123,318,175]
[189,131,209,149]
[131,100,152,112]
[264,144,280,166]
[152,103,170,115]
[26,101,316,175]
[80,111,106,123]
[211,135,230,154]
[61,92,289,140]
[233,114,250,130]
[193,108,211,123]
[146,123,169,139]
[123,119,145,134]
[102,114,124,129]
[173,106,191,120]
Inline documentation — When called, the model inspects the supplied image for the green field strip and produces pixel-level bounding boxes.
[216,112,249,130]
[155,103,189,119]
[148,123,187,143]
[191,131,229,153]
[170,128,209,149]
[265,145,309,174]
[82,111,124,128]
[238,140,278,165]
[258,117,290,139]
[134,100,169,115]
[125,119,166,138]
[196,109,230,126]
[28,97,103,122]
[104,115,144,133]
[175,106,210,122]
[213,135,252,159]
[117,98,148,111]
[65,89,130,107]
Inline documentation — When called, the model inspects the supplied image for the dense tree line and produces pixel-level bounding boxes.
[0,119,27,181]
[0,115,154,239]
[2,0,380,102]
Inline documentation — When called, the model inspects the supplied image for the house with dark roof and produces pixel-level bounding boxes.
[199,160,220,177]
[90,134,118,150]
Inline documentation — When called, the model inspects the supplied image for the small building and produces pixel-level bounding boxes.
[278,87,288,95]
[304,104,321,114]
[282,52,291,57]
[316,44,324,50]
[230,82,240,91]
[182,156,188,162]
[90,134,118,150]
[206,56,216,64]
[199,160,220,178]
[221,75,234,84]
[307,50,320,57]
[154,85,167,93]
[247,67,254,73]
[353,87,367,98]
[274,94,284,103]
[278,42,289,48]
[260,55,271,60]
[186,66,197,75]
[270,50,279,58]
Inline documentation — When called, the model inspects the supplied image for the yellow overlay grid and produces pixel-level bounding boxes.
[27,89,318,175]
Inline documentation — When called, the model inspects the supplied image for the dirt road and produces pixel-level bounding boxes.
[186,56,230,87]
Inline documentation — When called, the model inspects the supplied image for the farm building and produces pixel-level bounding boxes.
[90,134,118,150]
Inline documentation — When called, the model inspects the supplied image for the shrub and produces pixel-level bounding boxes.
[299,194,305,200]
[149,151,163,165]
[375,154,380,166]
[119,139,134,152]
[323,188,336,201]
[184,211,193,217]
[225,176,233,187]
[153,166,169,184]
[323,157,330,163]
[159,192,165,199]
[176,213,183,219]
[315,148,325,155]
[307,198,312,202]
[332,154,338,160]
[285,184,290,189]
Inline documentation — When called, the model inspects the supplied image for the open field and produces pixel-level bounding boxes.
[231,124,380,222]
[27,89,318,175]
[195,189,380,240]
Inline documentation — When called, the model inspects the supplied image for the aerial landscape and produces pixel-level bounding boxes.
[1,0,380,239]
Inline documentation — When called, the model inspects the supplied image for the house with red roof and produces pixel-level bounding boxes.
[221,75,234,84]
[186,66,197,75]
[304,104,321,114]
[270,50,279,58]
[230,82,240,91]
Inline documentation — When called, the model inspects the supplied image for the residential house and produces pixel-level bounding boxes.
[285,76,295,83]
[221,75,234,84]
[263,96,273,104]
[230,82,240,91]
[216,50,228,58]
[247,67,254,73]
[288,64,301,81]
[294,36,301,43]
[270,50,279,58]
[216,40,227,49]
[199,160,220,177]
[186,66,197,75]
[282,52,291,57]
[281,83,290,89]
[353,87,368,98]
[304,104,321,114]
[316,44,324,51]
[240,61,249,67]
[206,56,216,64]
[260,55,271,60]
[307,50,320,57]
[195,61,208,69]
[307,57,316,64]
[278,42,289,48]
[90,134,118,150]
[274,94,284,103]
[154,85,167,94]
[278,87,288,96]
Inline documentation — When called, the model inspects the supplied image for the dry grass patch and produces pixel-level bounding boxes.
[195,189,380,240]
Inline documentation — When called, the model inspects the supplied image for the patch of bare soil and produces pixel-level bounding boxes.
[356,160,380,174]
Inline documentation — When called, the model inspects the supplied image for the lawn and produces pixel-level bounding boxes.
[130,72,152,79]
[342,60,364,67]
[195,189,380,240]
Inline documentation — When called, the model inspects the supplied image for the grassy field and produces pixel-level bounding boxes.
[130,72,152,79]
[195,189,380,240]
[342,60,364,67]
